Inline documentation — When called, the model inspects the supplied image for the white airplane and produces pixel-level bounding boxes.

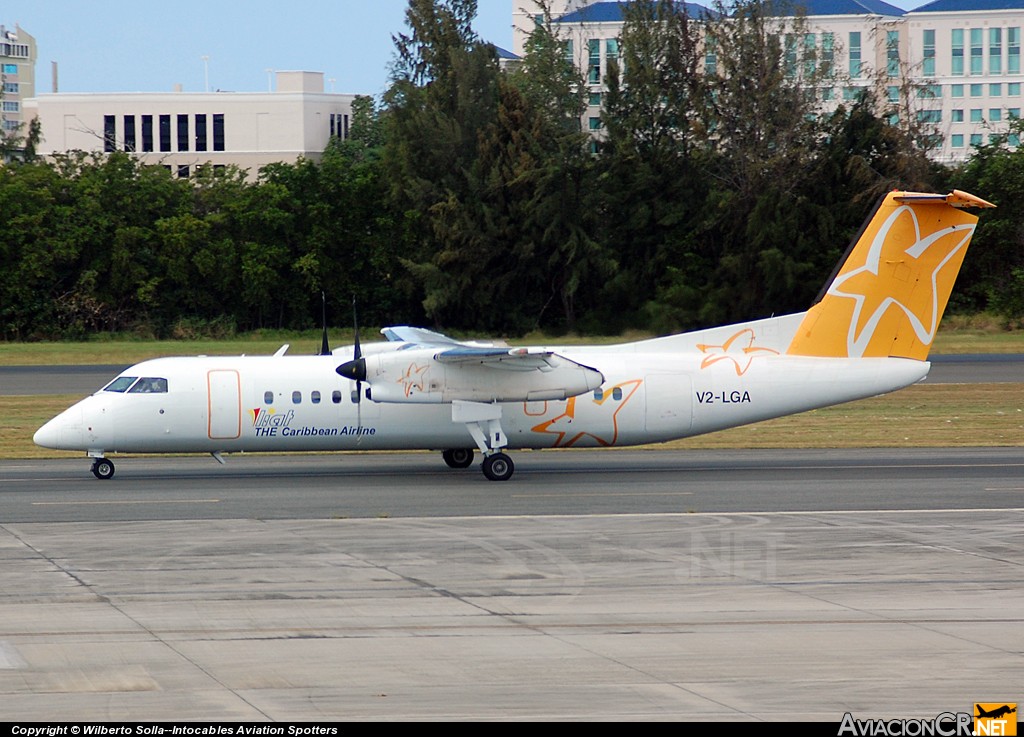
[34,189,994,481]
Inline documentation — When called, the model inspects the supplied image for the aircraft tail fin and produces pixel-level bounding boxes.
[786,190,994,360]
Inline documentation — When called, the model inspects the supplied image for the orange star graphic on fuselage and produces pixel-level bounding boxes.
[530,379,642,447]
[697,328,779,376]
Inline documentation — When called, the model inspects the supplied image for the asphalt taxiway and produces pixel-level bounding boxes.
[1,449,1022,721]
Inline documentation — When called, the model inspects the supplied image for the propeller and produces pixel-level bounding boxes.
[336,295,366,400]
[319,291,330,356]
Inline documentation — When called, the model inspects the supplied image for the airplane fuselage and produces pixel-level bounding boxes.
[34,343,929,457]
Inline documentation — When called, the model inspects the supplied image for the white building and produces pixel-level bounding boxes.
[513,0,1024,162]
[25,70,355,179]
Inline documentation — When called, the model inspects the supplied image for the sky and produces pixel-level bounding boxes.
[2,0,514,97]
[3,0,924,98]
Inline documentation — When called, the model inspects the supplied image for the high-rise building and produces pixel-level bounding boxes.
[512,0,1024,162]
[0,23,37,153]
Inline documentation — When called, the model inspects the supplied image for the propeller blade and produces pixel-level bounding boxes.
[319,292,330,356]
[351,295,361,361]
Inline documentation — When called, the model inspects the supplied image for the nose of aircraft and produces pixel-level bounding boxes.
[33,405,84,450]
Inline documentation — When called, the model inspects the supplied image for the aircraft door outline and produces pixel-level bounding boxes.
[207,369,242,440]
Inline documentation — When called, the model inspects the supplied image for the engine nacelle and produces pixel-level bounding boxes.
[356,347,604,404]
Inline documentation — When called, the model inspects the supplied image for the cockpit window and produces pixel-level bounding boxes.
[129,377,168,393]
[103,376,139,393]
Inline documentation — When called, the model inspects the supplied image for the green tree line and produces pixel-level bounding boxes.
[2,0,1023,341]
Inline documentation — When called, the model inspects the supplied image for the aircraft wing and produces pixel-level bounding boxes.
[381,326,463,345]
[433,346,561,372]
[341,332,604,403]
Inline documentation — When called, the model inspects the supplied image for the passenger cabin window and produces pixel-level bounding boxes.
[292,391,302,404]
[332,390,342,404]
[264,391,274,404]
[311,391,321,404]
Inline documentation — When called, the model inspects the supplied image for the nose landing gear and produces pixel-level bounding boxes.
[91,458,115,480]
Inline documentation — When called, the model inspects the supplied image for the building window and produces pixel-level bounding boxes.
[124,115,136,151]
[2,82,17,94]
[951,109,964,122]
[563,39,573,65]
[887,30,900,77]
[970,84,983,97]
[849,32,861,78]
[918,84,941,99]
[103,115,116,152]
[887,86,899,102]
[970,133,982,146]
[970,108,983,123]
[822,32,834,75]
[1010,28,1021,73]
[803,33,818,78]
[970,28,983,75]
[177,114,189,151]
[990,28,1003,74]
[588,116,602,130]
[2,100,20,112]
[141,114,154,152]
[212,113,225,151]
[952,29,964,75]
[606,38,619,64]
[923,29,936,76]
[177,165,189,179]
[195,114,207,151]
[990,83,1002,97]
[2,63,16,74]
[951,134,964,148]
[918,109,942,123]
[589,92,601,106]
[990,108,1002,122]
[1009,82,1021,96]
[588,39,600,84]
[1009,107,1021,119]
[705,36,717,76]
[159,115,171,152]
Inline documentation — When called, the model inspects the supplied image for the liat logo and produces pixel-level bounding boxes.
[975,704,1017,736]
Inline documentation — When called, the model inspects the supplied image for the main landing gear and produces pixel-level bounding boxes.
[91,457,115,480]
[448,400,517,482]
[441,447,516,481]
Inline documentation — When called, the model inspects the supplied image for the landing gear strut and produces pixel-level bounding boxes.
[452,400,516,481]
[91,458,115,480]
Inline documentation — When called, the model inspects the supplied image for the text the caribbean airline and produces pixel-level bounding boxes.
[34,189,994,481]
